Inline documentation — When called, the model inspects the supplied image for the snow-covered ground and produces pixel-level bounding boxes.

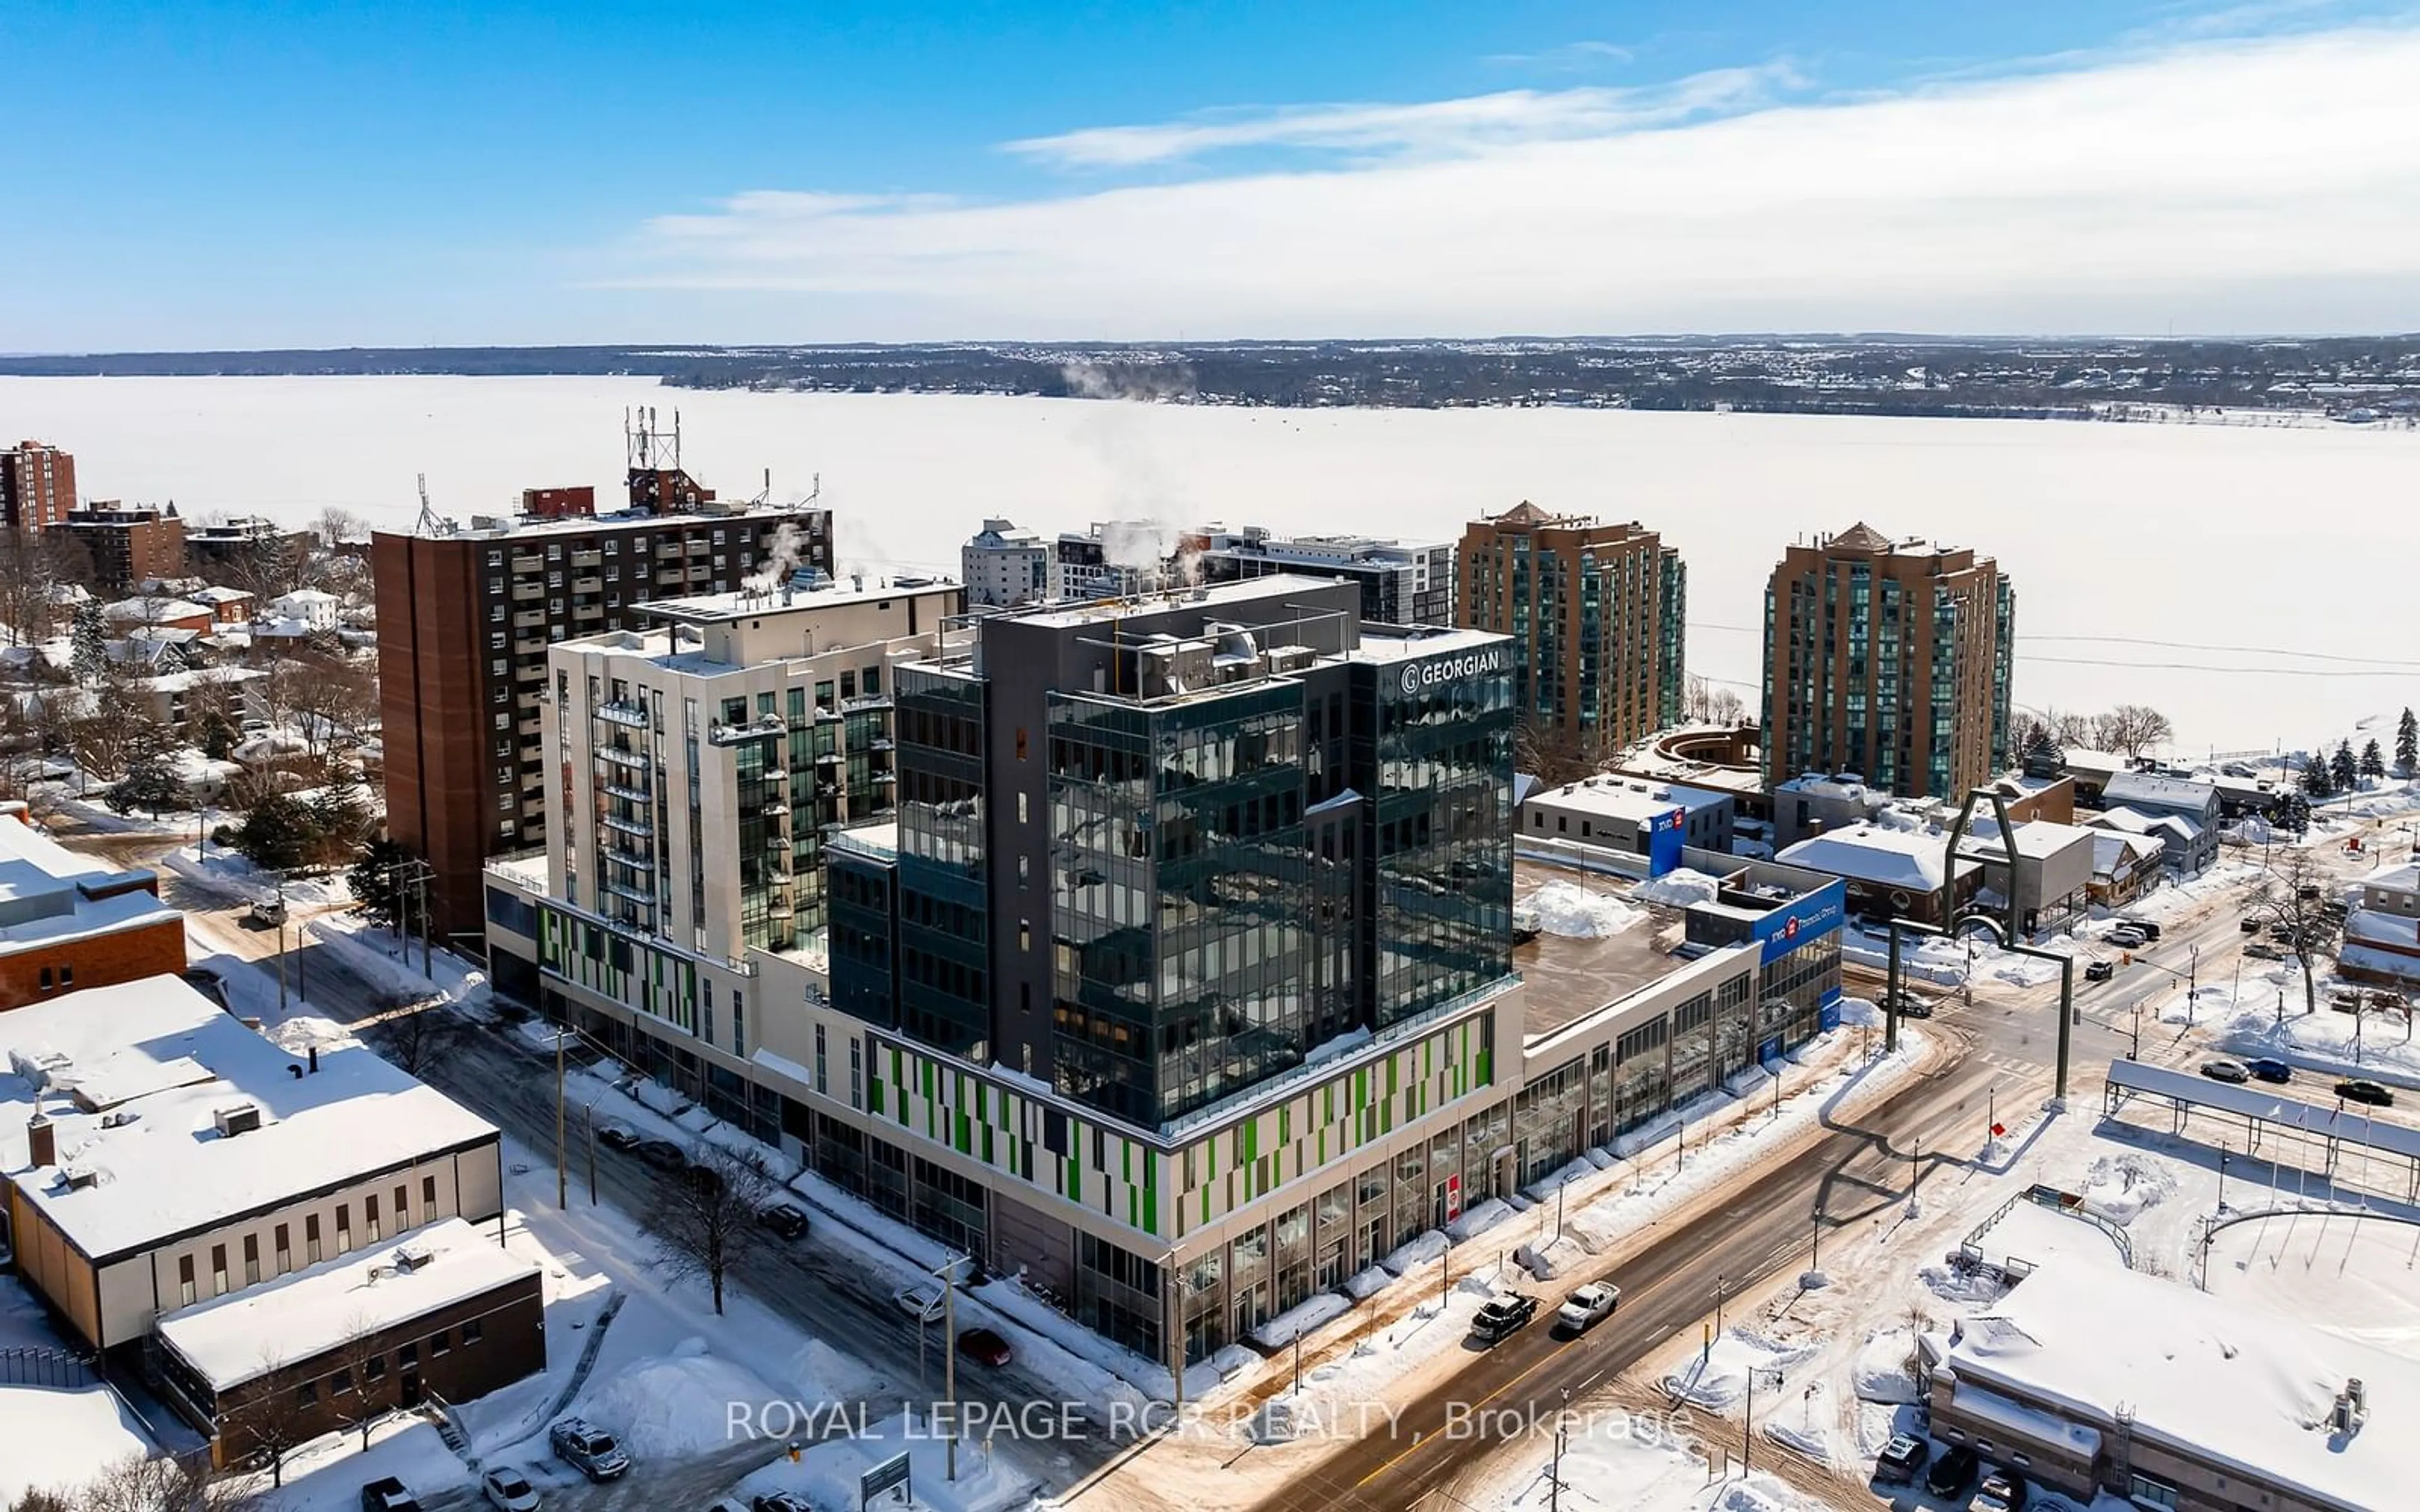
[1481,1418,1825,1512]
[0,1276,161,1506]
[1523,878,1645,939]
[2206,1211,2420,1358]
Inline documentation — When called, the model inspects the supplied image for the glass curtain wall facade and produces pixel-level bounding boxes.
[1356,663,1514,1029]
[896,667,991,1058]
[1048,683,1312,1127]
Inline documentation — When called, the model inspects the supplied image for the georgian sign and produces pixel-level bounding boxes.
[1398,645,1509,695]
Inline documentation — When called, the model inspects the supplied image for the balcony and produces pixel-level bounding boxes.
[514,636,547,656]
[841,694,893,714]
[572,575,603,595]
[708,714,785,746]
[605,844,653,872]
[686,564,712,581]
[604,877,657,906]
[511,553,543,574]
[602,811,654,839]
[763,766,787,784]
[687,539,711,556]
[596,699,648,728]
[571,549,602,570]
[601,779,652,803]
[512,580,544,601]
[657,542,684,560]
[522,796,547,818]
[572,602,604,621]
[512,608,546,629]
[595,743,649,769]
[514,661,546,683]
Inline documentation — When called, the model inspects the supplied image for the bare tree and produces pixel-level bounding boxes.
[647,1142,775,1315]
[2094,704,2175,762]
[261,652,377,780]
[313,507,369,550]
[2039,708,2099,750]
[62,1450,265,1511]
[68,669,165,782]
[0,529,92,646]
[331,1310,388,1452]
[1514,719,1618,791]
[374,998,468,1076]
[230,1346,314,1488]
[2247,849,2346,1020]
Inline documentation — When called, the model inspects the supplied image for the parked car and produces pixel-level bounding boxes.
[894,1281,947,1324]
[360,1479,422,1512]
[1926,1443,1979,1498]
[2247,1058,2294,1084]
[2083,960,2116,983]
[758,1203,809,1239]
[684,1160,725,1195]
[2246,942,2287,961]
[1886,991,1935,1019]
[2298,884,2324,900]
[1555,1282,1620,1334]
[2117,917,2162,941]
[480,1468,541,1511]
[752,1496,812,1512]
[250,896,288,928]
[2339,1079,2397,1108]
[633,1138,688,1171]
[549,1417,630,1481]
[1872,1432,1929,1485]
[2240,917,2263,933]
[1974,1467,2029,1511]
[2201,1058,2251,1084]
[2106,927,2146,949]
[1470,1293,1539,1344]
[595,1120,641,1152]
[957,1327,1013,1367]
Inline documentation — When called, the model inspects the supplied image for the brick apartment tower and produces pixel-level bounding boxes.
[374,415,834,940]
[1456,502,1686,753]
[1,440,77,529]
[1761,522,2015,801]
[55,501,187,590]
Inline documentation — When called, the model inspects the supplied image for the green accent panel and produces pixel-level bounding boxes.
[1143,1152,1156,1191]
[1244,1121,1258,1163]
[1127,1189,1138,1228]
[1354,1069,1368,1110]
[869,1080,884,1116]
[1279,1107,1291,1143]
[1380,1101,1392,1135]
[982,1125,994,1164]
[1122,1142,1131,1184]
[956,1113,971,1154]
[1066,1156,1081,1197]
[1202,1188,1211,1223]
[1318,1128,1327,1166]
[1386,1057,1398,1096]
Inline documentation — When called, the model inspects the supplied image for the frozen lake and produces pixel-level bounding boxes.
[6,374,2414,754]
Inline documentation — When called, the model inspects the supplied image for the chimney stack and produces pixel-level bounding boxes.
[26,1112,55,1168]
[308,1045,319,1074]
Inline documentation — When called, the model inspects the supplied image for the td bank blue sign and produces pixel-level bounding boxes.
[1753,879,1846,965]
[1646,806,1688,878]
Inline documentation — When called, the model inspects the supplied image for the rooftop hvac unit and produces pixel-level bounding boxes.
[212,1102,263,1138]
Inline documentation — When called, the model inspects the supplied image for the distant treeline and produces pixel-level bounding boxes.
[5,336,2416,417]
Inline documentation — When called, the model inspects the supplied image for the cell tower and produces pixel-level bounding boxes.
[626,406,681,473]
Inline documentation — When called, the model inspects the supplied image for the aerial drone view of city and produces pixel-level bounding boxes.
[3,4,2419,1511]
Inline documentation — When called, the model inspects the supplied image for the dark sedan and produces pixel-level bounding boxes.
[957,1327,1014,1367]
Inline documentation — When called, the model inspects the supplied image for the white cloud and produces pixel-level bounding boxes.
[608,28,2420,338]
[998,69,1789,168]
[1481,39,1638,71]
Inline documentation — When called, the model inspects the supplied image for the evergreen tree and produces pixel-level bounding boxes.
[2276,791,2313,833]
[103,721,185,818]
[2303,745,2335,798]
[348,836,413,932]
[69,601,107,686]
[231,791,316,873]
[2399,707,2419,777]
[2361,739,2387,779]
[2332,738,2360,794]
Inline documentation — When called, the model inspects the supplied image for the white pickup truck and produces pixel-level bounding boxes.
[1556,1281,1621,1333]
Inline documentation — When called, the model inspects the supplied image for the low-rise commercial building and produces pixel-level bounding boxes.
[962,518,1052,608]
[2089,831,2165,909]
[2088,803,2215,877]
[1521,776,1734,857]
[1194,525,1455,627]
[0,803,186,1009]
[0,975,504,1357]
[1932,1256,2415,1512]
[154,1217,544,1467]
[1961,820,2095,937]
[2341,861,2420,988]
[2096,772,2221,878]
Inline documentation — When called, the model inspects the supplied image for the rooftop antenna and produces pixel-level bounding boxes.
[625,406,681,473]
[413,472,447,537]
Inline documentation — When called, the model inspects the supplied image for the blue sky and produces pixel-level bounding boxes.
[4,1,2417,347]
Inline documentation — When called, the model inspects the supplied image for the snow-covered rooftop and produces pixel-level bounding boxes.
[1960,818,2096,862]
[0,976,498,1262]
[2102,770,2220,813]
[2090,806,2203,843]
[0,808,178,959]
[155,1217,538,1390]
[1526,776,1732,824]
[2090,830,2164,874]
[1775,822,1973,893]
[2363,861,2420,896]
[1949,1256,2420,1510]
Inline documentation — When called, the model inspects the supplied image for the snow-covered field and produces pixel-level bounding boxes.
[9,375,2419,748]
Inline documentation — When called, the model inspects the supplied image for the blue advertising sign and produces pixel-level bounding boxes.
[1752,879,1846,965]
[1647,806,1688,878]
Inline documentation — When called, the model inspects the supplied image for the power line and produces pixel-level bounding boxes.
[2016,655,2414,678]
[2022,635,2420,669]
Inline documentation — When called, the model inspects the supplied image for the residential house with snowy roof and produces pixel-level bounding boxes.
[2341,861,2420,988]
[1774,820,1982,925]
[1932,1255,2420,1512]
[2089,830,2165,909]
[265,587,340,633]
[2093,772,2220,874]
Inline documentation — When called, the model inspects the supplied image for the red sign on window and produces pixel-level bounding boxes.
[1444,1173,1463,1222]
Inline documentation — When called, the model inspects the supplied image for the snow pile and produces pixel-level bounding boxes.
[1525,879,1644,939]
[1249,1291,1351,1349]
[736,1409,1030,1512]
[792,1337,882,1403]
[1761,1377,1833,1460]
[1919,1262,2008,1307]
[1632,867,1724,908]
[1850,1329,1922,1404]
[1835,995,1883,1028]
[2081,1152,2179,1227]
[1446,1197,1516,1242]
[578,1339,780,1457]
[1705,1474,1828,1512]
[1659,1329,1819,1411]
[1514,1234,1591,1280]
[1381,1230,1449,1274]
[0,1387,156,1505]
[1340,1265,1392,1300]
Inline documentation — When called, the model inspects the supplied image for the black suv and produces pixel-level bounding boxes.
[1873,1432,1928,1484]
[1470,1294,1538,1344]
[359,1478,422,1512]
[1926,1444,1979,1498]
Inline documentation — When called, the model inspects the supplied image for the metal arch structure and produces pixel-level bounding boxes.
[1880,788,2077,1105]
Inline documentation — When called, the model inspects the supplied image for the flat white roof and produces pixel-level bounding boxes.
[0,977,497,1262]
[1949,1256,2420,1509]
[1528,777,1731,824]
[1961,819,2097,862]
[0,811,178,958]
[2364,861,2420,895]
[155,1217,537,1390]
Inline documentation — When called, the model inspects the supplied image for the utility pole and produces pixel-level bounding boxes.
[1293,1327,1303,1395]
[555,1016,567,1209]
[1556,1174,1567,1242]
[1811,1203,1823,1272]
[938,1256,964,1482]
